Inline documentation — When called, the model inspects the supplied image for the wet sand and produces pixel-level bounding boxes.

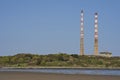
[0,71,120,80]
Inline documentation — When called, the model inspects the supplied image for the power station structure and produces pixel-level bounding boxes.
[80,10,99,56]
[94,13,99,55]
[80,10,84,55]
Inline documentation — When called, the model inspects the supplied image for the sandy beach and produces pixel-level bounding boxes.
[0,71,120,80]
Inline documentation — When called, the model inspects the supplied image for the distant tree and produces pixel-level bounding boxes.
[71,54,79,58]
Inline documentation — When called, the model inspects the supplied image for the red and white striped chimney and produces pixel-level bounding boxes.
[94,13,99,55]
[80,10,84,55]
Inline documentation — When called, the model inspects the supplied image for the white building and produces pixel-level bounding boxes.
[99,52,112,57]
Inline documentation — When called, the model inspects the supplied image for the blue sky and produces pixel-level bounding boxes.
[0,0,120,56]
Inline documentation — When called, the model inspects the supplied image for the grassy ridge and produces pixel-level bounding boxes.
[0,53,120,68]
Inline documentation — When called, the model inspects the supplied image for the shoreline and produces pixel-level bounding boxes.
[1,66,120,70]
[0,71,120,80]
[1,67,120,76]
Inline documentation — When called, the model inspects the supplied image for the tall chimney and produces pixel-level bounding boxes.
[80,10,84,55]
[94,13,99,55]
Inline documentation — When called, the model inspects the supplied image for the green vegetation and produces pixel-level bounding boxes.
[0,53,120,68]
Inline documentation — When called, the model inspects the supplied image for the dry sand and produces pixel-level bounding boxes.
[0,71,120,80]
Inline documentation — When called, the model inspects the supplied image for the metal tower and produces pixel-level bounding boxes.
[94,13,99,55]
[80,10,84,55]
